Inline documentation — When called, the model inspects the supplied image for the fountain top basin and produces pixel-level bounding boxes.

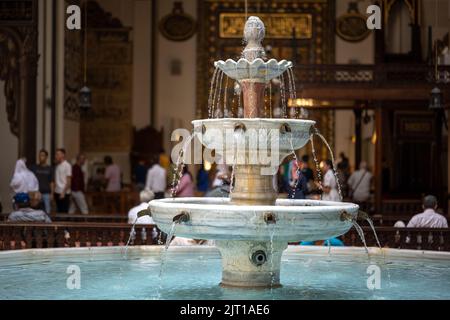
[214,58,293,82]
[149,198,359,242]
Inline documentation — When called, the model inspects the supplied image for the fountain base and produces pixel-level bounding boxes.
[216,240,287,288]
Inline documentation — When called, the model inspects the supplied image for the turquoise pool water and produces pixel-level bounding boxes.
[0,246,449,300]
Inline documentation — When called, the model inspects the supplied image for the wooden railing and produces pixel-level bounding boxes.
[342,227,450,251]
[84,192,139,215]
[295,64,450,87]
[379,199,423,216]
[1,222,449,252]
[0,223,159,251]
[1,213,128,223]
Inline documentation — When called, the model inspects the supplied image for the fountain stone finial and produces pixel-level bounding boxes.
[242,16,266,61]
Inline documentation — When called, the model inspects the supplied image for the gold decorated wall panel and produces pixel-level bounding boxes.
[196,0,336,150]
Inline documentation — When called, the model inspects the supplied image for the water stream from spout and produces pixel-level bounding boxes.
[208,67,219,119]
[365,216,382,249]
[122,217,138,257]
[211,70,223,119]
[215,71,225,118]
[269,226,276,296]
[288,68,300,119]
[223,76,229,117]
[280,74,287,118]
[269,81,272,118]
[286,68,295,119]
[311,128,343,201]
[288,133,301,199]
[171,133,195,198]
[352,221,369,254]
[157,221,178,298]
[309,134,323,195]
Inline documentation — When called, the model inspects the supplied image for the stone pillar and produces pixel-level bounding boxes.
[241,81,266,118]
[216,240,287,288]
[231,165,277,206]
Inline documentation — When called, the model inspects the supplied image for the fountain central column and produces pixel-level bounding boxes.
[216,16,286,288]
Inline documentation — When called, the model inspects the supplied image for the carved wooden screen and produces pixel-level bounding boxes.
[0,0,38,161]
[64,0,83,121]
[196,0,336,153]
[80,2,133,153]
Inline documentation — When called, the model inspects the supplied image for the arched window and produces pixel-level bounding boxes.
[385,0,413,55]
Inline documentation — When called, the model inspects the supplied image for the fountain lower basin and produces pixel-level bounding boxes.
[150,198,359,287]
[1,246,450,299]
[150,198,358,242]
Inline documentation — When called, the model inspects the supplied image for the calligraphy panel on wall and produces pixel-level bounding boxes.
[196,0,336,151]
[80,28,133,153]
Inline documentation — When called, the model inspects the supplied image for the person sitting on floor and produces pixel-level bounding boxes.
[8,193,52,223]
[128,189,155,225]
[407,195,448,228]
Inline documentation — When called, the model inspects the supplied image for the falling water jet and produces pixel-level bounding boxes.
[286,67,295,119]
[309,134,324,195]
[288,132,301,199]
[216,71,225,118]
[269,81,272,118]
[211,70,223,119]
[288,68,300,119]
[171,133,195,198]
[359,211,382,250]
[352,220,369,254]
[311,128,343,201]
[223,76,229,117]
[269,226,276,296]
[280,74,287,118]
[208,67,219,118]
[123,217,138,257]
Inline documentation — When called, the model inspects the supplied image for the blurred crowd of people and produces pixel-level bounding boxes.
[4,148,447,231]
[6,148,125,222]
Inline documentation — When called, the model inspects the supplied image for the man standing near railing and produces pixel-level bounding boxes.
[31,149,54,214]
[54,149,72,213]
[145,155,167,199]
[69,154,89,215]
[407,195,448,228]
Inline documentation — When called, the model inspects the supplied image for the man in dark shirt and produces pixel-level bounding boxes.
[133,159,148,191]
[69,154,89,214]
[300,155,314,194]
[31,149,54,213]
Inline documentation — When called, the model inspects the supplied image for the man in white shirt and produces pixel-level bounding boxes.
[54,148,72,213]
[348,161,373,203]
[320,159,341,202]
[407,195,448,228]
[145,158,167,199]
[128,190,155,224]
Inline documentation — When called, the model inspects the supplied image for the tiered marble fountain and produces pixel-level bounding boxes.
[149,17,359,288]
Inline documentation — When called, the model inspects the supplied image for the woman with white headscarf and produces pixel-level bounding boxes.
[10,159,39,194]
